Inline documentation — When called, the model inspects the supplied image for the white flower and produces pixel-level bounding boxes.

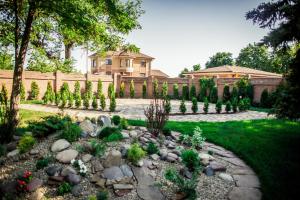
[71,159,75,164]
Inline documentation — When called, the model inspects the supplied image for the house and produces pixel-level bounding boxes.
[89,50,155,77]
[183,65,282,78]
[150,69,169,78]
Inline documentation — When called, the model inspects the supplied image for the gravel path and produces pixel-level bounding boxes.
[20,99,273,122]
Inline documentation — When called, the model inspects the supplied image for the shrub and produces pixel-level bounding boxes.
[161,81,168,98]
[198,88,207,102]
[232,98,238,113]
[74,81,82,108]
[43,82,54,104]
[55,92,61,106]
[191,97,198,113]
[60,82,70,107]
[142,81,147,98]
[203,97,209,114]
[247,84,254,103]
[130,80,135,98]
[97,79,103,98]
[180,99,187,114]
[215,100,222,114]
[260,89,270,108]
[108,83,114,99]
[92,95,98,109]
[181,126,205,149]
[231,86,238,101]
[16,170,33,192]
[119,117,129,130]
[173,83,179,99]
[153,79,159,98]
[88,195,97,200]
[60,122,82,142]
[164,98,171,114]
[86,81,93,100]
[96,190,109,200]
[190,84,196,100]
[225,101,232,113]
[112,115,121,125]
[83,93,90,109]
[0,144,7,157]
[162,127,171,136]
[181,149,200,171]
[164,168,198,199]
[18,134,36,153]
[68,93,74,108]
[105,132,123,142]
[20,83,26,101]
[36,156,53,170]
[209,86,218,103]
[182,84,189,100]
[30,81,39,100]
[57,182,72,195]
[100,94,106,110]
[0,84,8,105]
[239,97,251,111]
[146,142,159,155]
[223,84,231,102]
[119,82,125,98]
[127,143,146,164]
[109,92,116,112]
[90,139,106,157]
[99,127,120,139]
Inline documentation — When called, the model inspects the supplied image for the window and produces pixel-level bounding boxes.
[141,60,146,67]
[105,58,112,65]
[92,59,96,68]
[140,73,146,77]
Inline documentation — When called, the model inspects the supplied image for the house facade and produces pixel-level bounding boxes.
[89,50,155,77]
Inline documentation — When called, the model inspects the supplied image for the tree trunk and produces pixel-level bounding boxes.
[9,4,36,136]
[64,42,73,60]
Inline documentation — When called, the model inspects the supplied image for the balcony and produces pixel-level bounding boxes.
[126,67,134,73]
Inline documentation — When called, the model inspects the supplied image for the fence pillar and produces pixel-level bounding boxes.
[147,76,153,98]
[114,74,121,95]
[55,71,62,92]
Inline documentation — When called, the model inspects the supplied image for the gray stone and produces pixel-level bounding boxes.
[209,161,227,172]
[204,166,214,176]
[98,115,112,127]
[167,152,178,159]
[45,166,62,176]
[79,120,95,134]
[51,139,70,152]
[129,130,138,138]
[170,131,181,141]
[6,141,17,151]
[120,144,130,157]
[137,160,144,167]
[166,156,176,162]
[233,175,260,188]
[82,154,92,162]
[150,154,159,161]
[113,184,134,190]
[228,187,262,200]
[66,173,81,185]
[61,166,77,176]
[232,168,255,175]
[27,178,43,192]
[29,188,45,200]
[222,157,247,167]
[140,137,149,143]
[56,149,78,164]
[91,159,104,173]
[218,173,233,182]
[71,184,83,197]
[103,150,122,168]
[159,149,168,160]
[121,132,129,139]
[30,149,39,155]
[120,164,133,177]
[139,127,148,132]
[103,166,124,180]
[7,149,19,157]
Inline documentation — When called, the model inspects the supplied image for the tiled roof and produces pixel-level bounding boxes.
[151,69,169,77]
[185,65,282,78]
[89,50,154,59]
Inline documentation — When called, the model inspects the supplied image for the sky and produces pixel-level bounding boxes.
[72,0,268,77]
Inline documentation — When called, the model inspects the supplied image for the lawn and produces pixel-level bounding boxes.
[128,119,300,200]
[19,109,53,127]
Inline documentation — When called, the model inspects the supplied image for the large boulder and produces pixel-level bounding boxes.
[103,150,122,168]
[51,139,70,152]
[97,115,112,127]
[79,120,95,135]
[103,166,124,180]
[56,149,78,164]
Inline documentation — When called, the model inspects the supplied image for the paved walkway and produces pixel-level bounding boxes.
[20,99,273,122]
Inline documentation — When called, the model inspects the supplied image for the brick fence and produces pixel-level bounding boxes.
[0,70,282,103]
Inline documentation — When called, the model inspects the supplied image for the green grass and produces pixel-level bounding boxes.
[20,109,53,127]
[249,106,271,113]
[128,119,300,200]
[21,100,44,105]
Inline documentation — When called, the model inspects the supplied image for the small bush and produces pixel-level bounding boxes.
[142,81,147,98]
[161,82,168,98]
[30,81,39,100]
[96,190,109,200]
[108,83,114,99]
[83,93,90,109]
[90,139,106,157]
[181,126,205,149]
[130,80,135,98]
[238,98,250,111]
[164,98,171,114]
[162,127,171,136]
[180,149,200,171]
[92,95,98,110]
[191,97,198,113]
[173,84,179,99]
[190,84,196,100]
[55,92,61,106]
[232,98,238,113]
[119,82,125,98]
[99,127,120,139]
[109,93,116,112]
[60,122,82,142]
[18,134,36,153]
[153,79,159,98]
[36,156,53,170]
[215,100,222,114]
[112,115,121,125]
[127,143,146,164]
[225,101,232,113]
[231,86,238,101]
[119,117,129,130]
[74,81,82,108]
[57,182,72,195]
[203,98,209,114]
[180,99,187,114]
[0,84,8,105]
[86,81,93,100]
[147,142,159,155]
[100,94,106,110]
[43,82,54,104]
[20,83,26,101]
[104,132,123,142]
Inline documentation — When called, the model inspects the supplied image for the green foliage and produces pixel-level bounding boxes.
[173,84,179,99]
[119,82,125,98]
[99,127,120,139]
[236,78,249,99]
[223,84,231,102]
[182,84,189,100]
[0,84,8,105]
[153,79,159,98]
[161,82,168,98]
[108,83,114,99]
[20,83,26,101]
[0,144,7,157]
[203,98,209,114]
[100,94,106,111]
[43,82,55,104]
[97,79,103,99]
[74,81,82,108]
[162,127,171,136]
[83,93,90,109]
[164,168,198,199]
[191,97,198,113]
[68,93,74,108]
[198,77,215,102]
[96,190,109,200]
[18,134,36,153]
[112,115,121,125]
[36,156,53,170]
[181,126,205,149]
[0,51,13,70]
[260,89,270,108]
[181,149,200,171]
[92,95,98,109]
[146,142,159,155]
[60,122,82,142]
[178,68,189,78]
[86,81,93,100]
[142,81,147,98]
[127,143,146,164]
[30,81,39,100]
[238,98,251,112]
[109,93,116,112]
[119,117,129,130]
[130,80,135,98]
[231,98,238,113]
[192,64,201,71]
[205,52,234,68]
[215,100,222,114]
[225,101,232,113]
[231,86,238,102]
[164,98,171,114]
[190,84,196,100]
[60,82,70,108]
[87,195,97,200]
[90,139,106,157]
[209,86,218,103]
[104,132,123,142]
[180,99,187,114]
[57,182,72,195]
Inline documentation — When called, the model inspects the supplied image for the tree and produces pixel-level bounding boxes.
[179,68,189,78]
[153,79,159,98]
[246,0,300,120]
[179,99,186,114]
[0,51,13,70]
[209,86,218,103]
[109,92,116,112]
[74,81,82,108]
[43,82,54,104]
[130,80,135,98]
[173,84,179,99]
[20,83,26,101]
[182,84,189,100]
[191,97,198,113]
[205,52,234,68]
[0,0,144,137]
[236,43,271,72]
[100,94,106,111]
[190,84,196,100]
[142,81,147,98]
[30,82,39,100]
[92,95,98,109]
[86,81,92,100]
[97,79,103,99]
[192,64,201,71]
[119,82,125,98]
[161,82,168,98]
[108,83,114,99]
[223,84,231,102]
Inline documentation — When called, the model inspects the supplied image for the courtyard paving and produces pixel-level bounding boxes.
[20,99,273,122]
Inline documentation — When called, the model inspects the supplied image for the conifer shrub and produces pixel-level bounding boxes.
[223,84,231,102]
[232,98,238,113]
[100,94,106,111]
[92,95,98,109]
[108,83,114,99]
[20,83,26,101]
[97,79,103,98]
[164,97,171,114]
[55,92,61,106]
[0,84,8,105]
[130,80,135,98]
[74,81,82,108]
[68,93,74,108]
[142,81,147,98]
[203,97,209,114]
[225,101,232,113]
[191,97,198,113]
[190,84,196,100]
[182,84,189,100]
[161,81,168,98]
[127,143,146,164]
[86,81,92,100]
[109,92,116,112]
[180,99,187,114]
[83,93,90,109]
[43,82,54,104]
[119,82,125,98]
[209,86,218,103]
[231,86,238,101]
[215,100,222,114]
[30,81,39,100]
[173,83,179,99]
[153,79,159,98]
